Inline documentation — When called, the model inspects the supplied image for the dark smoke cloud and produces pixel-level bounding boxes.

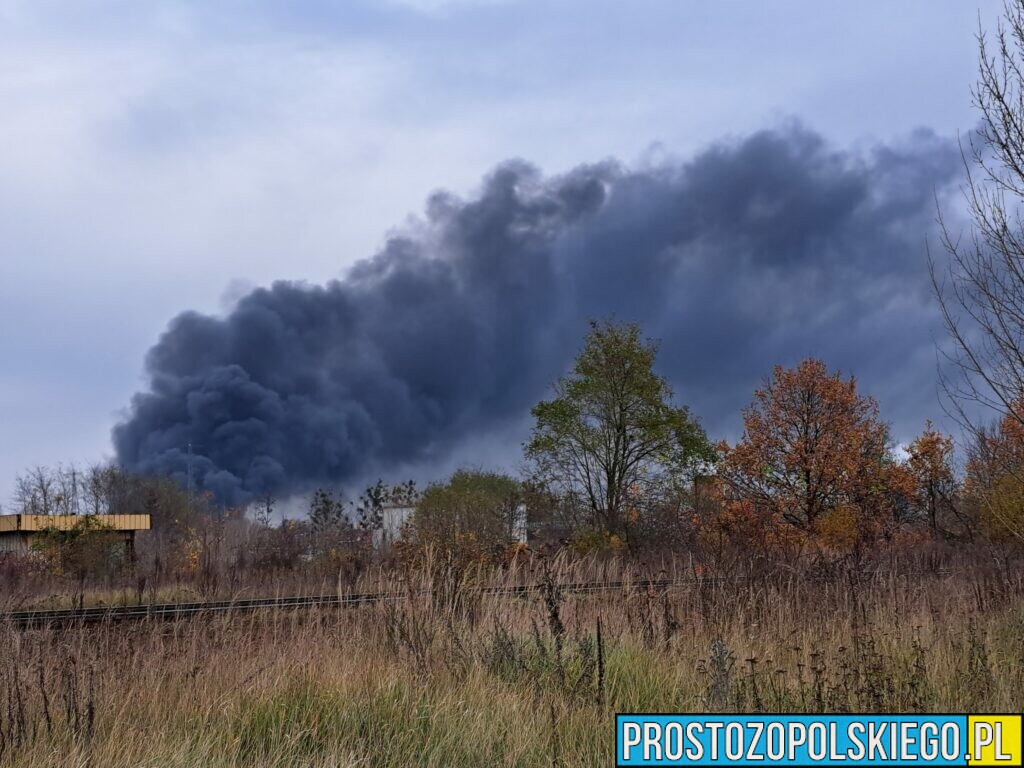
[114,123,961,504]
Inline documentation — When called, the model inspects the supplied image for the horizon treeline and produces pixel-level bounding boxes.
[5,316,1024,593]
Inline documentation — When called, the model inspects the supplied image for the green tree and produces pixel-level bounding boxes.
[355,479,419,532]
[525,320,712,541]
[31,517,125,580]
[308,488,346,534]
[411,469,522,558]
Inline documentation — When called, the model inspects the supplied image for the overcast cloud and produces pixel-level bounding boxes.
[0,1,999,506]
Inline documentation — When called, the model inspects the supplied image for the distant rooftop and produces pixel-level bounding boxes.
[0,514,151,533]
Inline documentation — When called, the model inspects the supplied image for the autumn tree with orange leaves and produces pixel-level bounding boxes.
[964,404,1024,542]
[905,422,960,537]
[721,359,894,540]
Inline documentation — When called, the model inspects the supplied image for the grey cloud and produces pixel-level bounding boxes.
[113,123,961,504]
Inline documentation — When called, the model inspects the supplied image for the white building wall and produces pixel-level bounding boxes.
[372,505,414,549]
[511,503,528,544]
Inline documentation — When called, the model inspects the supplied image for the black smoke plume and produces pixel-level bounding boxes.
[113,123,961,505]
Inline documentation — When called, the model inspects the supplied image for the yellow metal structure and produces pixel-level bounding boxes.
[0,514,151,532]
[0,514,151,554]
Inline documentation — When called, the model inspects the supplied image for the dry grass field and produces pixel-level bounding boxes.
[0,554,1020,767]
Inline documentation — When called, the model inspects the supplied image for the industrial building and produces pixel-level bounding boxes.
[371,505,414,549]
[0,514,151,556]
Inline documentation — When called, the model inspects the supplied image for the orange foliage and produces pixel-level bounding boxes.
[812,504,878,555]
[905,421,957,534]
[721,359,894,535]
[965,405,1024,541]
[693,497,807,562]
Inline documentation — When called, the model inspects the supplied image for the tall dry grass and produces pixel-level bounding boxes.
[0,554,1020,767]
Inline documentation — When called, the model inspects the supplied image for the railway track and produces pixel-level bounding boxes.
[2,577,682,627]
[1,568,963,628]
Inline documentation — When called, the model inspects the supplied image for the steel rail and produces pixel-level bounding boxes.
[0,568,962,628]
[2,578,684,627]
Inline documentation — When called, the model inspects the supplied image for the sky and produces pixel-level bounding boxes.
[0,0,1004,508]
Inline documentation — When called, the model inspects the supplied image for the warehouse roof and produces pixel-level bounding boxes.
[0,514,151,533]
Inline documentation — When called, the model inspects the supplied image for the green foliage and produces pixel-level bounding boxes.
[232,677,554,767]
[307,488,347,536]
[305,488,368,568]
[356,479,419,531]
[30,516,127,578]
[526,320,713,541]
[410,469,523,559]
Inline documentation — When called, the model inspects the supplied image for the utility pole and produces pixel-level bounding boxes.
[187,441,193,514]
[71,467,79,516]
